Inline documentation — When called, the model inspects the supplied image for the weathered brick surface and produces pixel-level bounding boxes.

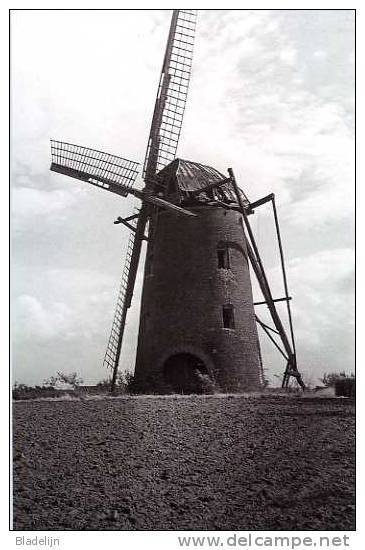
[134,206,262,392]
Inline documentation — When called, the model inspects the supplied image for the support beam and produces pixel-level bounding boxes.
[190,176,233,196]
[204,200,241,212]
[50,162,197,217]
[229,168,292,353]
[228,167,305,390]
[249,193,274,209]
[254,318,280,335]
[124,213,140,222]
[271,196,297,359]
[142,191,198,217]
[254,296,292,306]
[113,216,148,240]
[247,191,297,364]
[255,315,288,360]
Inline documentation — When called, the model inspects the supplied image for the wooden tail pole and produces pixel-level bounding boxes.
[228,168,305,391]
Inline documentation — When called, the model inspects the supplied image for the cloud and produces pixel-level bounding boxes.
[11,10,354,386]
[179,11,354,248]
[287,248,354,337]
[254,247,354,384]
[279,47,297,65]
[14,295,74,340]
[12,187,77,226]
[12,262,145,385]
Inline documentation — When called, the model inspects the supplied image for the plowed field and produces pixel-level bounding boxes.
[13,395,355,531]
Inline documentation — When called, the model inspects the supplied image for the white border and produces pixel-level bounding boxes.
[3,2,361,549]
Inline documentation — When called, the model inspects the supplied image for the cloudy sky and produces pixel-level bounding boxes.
[11,9,354,387]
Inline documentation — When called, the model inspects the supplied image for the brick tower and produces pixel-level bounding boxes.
[134,159,263,393]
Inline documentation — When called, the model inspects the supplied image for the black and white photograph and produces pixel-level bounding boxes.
[9,5,356,543]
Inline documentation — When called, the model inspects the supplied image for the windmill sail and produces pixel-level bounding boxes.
[106,10,198,390]
[105,205,148,388]
[103,210,140,375]
[143,10,197,180]
[50,140,139,194]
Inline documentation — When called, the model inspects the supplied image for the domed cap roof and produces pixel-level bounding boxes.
[154,158,250,208]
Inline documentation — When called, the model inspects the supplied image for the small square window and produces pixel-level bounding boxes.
[222,304,235,329]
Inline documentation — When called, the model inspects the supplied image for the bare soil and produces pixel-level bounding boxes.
[13,395,355,531]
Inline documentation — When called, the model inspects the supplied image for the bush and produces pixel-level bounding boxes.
[335,377,355,398]
[95,371,140,395]
[12,383,61,400]
[44,371,83,389]
[13,371,84,400]
[322,371,354,388]
[320,371,355,398]
[120,371,143,394]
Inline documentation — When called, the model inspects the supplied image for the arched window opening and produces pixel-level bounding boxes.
[163,353,211,394]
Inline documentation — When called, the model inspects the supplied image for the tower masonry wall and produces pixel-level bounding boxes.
[134,206,263,393]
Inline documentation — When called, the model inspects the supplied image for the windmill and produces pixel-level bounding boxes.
[50,10,305,393]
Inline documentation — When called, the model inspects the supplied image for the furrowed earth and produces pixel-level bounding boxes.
[13,395,355,531]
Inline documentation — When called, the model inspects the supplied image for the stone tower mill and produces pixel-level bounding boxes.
[134,160,263,393]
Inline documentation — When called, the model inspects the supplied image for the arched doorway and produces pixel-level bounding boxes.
[163,353,212,394]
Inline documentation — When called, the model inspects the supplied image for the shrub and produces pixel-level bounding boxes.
[320,371,355,398]
[335,376,355,398]
[121,371,142,394]
[322,371,354,387]
[96,378,112,391]
[44,371,83,389]
[12,383,61,400]
[95,371,140,394]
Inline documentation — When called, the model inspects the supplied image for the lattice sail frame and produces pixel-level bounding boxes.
[103,209,140,373]
[50,140,139,194]
[143,10,197,180]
